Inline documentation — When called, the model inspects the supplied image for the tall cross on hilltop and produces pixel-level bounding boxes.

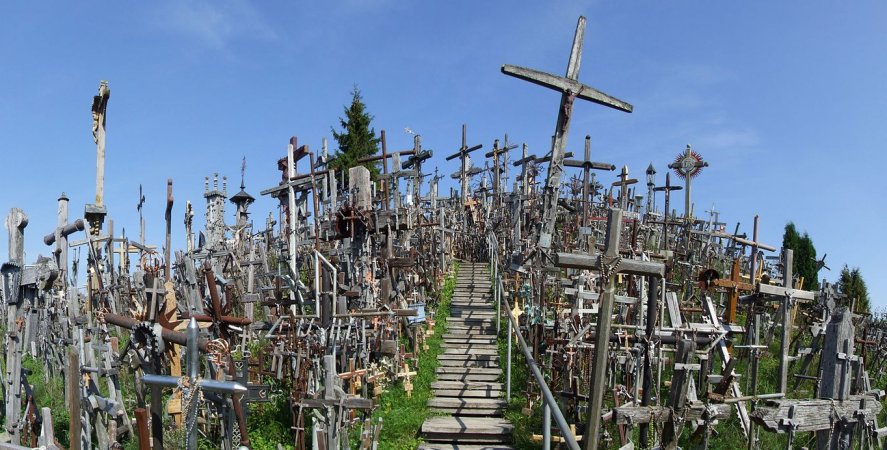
[501,16,633,249]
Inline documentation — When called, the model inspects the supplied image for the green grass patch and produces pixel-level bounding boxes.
[370,262,458,450]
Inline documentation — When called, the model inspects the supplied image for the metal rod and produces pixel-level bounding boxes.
[498,277,580,450]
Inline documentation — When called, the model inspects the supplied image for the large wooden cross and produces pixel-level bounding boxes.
[502,15,632,249]
[553,209,664,450]
[754,249,814,394]
[445,124,483,204]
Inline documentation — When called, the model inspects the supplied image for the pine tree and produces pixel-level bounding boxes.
[781,222,820,290]
[838,265,870,314]
[330,86,381,184]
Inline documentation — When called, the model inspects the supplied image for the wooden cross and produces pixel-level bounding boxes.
[754,249,814,394]
[553,208,664,450]
[712,258,755,323]
[611,165,638,211]
[502,16,632,249]
[141,318,247,450]
[485,136,517,201]
[85,81,109,235]
[445,124,484,203]
[652,172,683,255]
[565,135,615,230]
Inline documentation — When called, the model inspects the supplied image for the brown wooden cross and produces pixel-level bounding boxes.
[712,258,755,323]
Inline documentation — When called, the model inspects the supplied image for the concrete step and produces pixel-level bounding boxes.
[437,367,502,376]
[446,327,497,336]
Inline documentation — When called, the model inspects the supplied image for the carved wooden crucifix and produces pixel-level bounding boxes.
[502,16,632,249]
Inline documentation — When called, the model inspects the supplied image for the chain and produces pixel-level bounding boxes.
[232,417,242,448]
[598,255,622,284]
[180,376,204,442]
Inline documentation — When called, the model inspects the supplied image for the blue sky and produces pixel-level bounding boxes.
[1,2,884,305]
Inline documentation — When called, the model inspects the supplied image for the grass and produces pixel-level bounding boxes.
[369,262,458,450]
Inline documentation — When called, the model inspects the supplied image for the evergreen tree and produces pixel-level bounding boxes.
[330,86,381,184]
[781,222,820,290]
[839,265,870,314]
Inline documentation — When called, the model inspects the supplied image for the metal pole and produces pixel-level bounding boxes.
[543,400,552,450]
[501,279,580,450]
[506,306,512,400]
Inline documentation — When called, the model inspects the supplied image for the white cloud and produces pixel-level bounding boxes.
[154,0,276,51]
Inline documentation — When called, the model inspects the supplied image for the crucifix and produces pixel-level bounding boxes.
[446,124,484,205]
[4,208,28,442]
[502,15,632,249]
[564,135,615,242]
[554,209,665,450]
[652,173,682,254]
[611,166,638,211]
[485,136,517,204]
[85,81,110,236]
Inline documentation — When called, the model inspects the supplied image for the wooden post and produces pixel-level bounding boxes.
[583,208,622,450]
[778,249,793,394]
[68,350,81,450]
[135,408,150,450]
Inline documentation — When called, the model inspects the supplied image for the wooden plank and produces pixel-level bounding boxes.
[751,396,882,433]
[421,416,514,437]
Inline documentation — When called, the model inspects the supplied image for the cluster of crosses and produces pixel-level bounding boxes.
[0,14,884,450]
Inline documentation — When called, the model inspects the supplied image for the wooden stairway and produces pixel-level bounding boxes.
[419,262,514,450]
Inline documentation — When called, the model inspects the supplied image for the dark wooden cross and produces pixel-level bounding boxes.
[485,136,517,201]
[445,124,483,203]
[564,135,615,230]
[652,173,683,255]
[502,15,632,249]
[611,165,638,211]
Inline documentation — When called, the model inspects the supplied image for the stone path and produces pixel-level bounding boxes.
[419,262,514,449]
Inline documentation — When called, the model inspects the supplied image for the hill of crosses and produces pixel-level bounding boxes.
[1,15,882,450]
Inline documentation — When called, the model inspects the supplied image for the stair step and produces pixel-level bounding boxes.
[439,359,499,368]
[437,353,499,363]
[419,444,513,450]
[442,347,498,355]
[421,417,513,443]
[431,381,503,391]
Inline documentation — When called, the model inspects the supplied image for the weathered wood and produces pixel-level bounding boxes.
[421,417,514,442]
[751,395,882,433]
[613,403,732,425]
